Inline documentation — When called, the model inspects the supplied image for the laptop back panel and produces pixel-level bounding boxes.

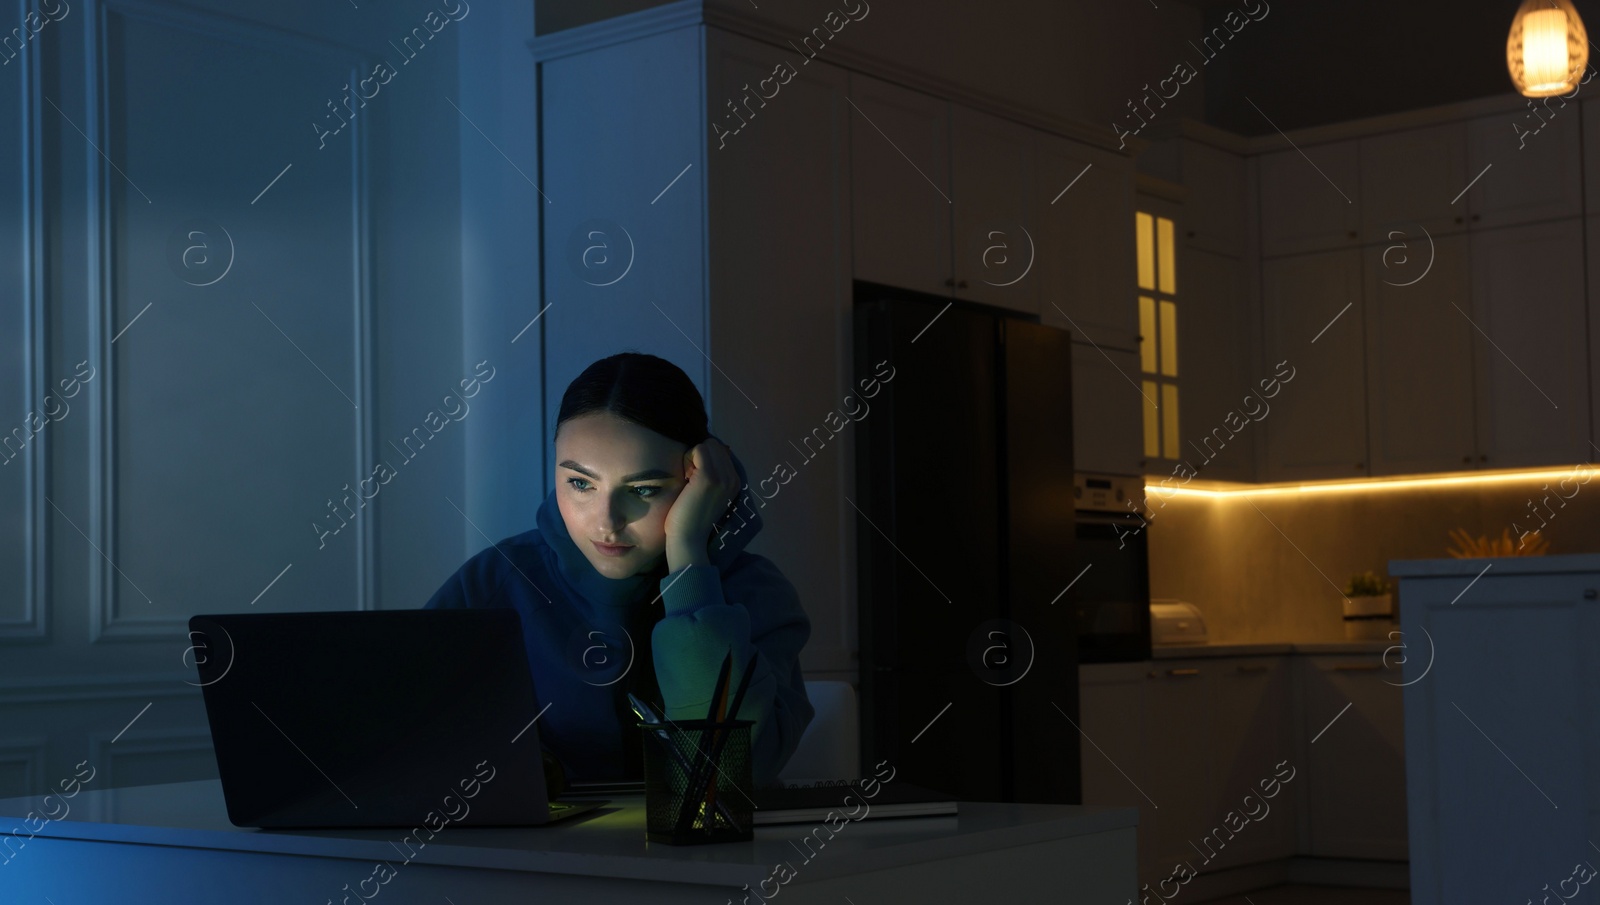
[191,609,553,828]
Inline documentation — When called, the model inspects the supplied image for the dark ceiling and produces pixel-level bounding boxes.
[1201,0,1600,135]
[536,0,1600,136]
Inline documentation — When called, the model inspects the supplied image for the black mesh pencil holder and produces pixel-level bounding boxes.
[638,719,754,845]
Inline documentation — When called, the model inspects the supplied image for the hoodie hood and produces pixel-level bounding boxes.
[535,438,762,612]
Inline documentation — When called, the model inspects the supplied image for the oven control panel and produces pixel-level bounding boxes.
[1073,472,1144,514]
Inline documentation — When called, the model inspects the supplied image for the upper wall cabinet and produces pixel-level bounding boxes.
[1178,139,1247,258]
[1467,105,1582,230]
[950,106,1038,315]
[1259,141,1362,257]
[1071,345,1144,476]
[1586,98,1600,213]
[1470,219,1589,468]
[1037,134,1138,349]
[849,75,952,300]
[1591,214,1600,456]
[1362,217,1587,476]
[1180,249,1254,481]
[849,75,1046,316]
[1260,249,1368,481]
[1362,235,1476,476]
[1267,111,1581,260]
[1358,123,1467,243]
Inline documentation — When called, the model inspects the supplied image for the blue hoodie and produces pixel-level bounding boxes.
[421,448,814,788]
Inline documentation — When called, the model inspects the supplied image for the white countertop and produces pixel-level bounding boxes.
[0,779,1137,888]
[1389,552,1600,577]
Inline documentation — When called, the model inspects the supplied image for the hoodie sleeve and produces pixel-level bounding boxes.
[651,555,814,788]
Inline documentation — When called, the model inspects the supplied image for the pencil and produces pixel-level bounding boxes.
[699,651,760,828]
[675,650,733,833]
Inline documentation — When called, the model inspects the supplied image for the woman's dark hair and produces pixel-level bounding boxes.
[555,352,710,448]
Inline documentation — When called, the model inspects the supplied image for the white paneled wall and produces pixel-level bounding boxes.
[0,0,538,798]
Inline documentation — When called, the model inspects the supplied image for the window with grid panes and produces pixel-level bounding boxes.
[1136,211,1178,461]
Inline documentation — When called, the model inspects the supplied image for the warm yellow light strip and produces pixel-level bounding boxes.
[1146,465,1595,500]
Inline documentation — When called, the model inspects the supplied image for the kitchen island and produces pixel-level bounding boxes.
[1393,553,1600,905]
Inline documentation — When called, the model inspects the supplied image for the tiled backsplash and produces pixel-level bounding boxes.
[1145,469,1600,644]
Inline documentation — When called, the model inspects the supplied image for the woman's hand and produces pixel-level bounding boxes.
[663,438,741,571]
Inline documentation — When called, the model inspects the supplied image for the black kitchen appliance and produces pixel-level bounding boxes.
[854,283,1080,805]
[1069,472,1153,663]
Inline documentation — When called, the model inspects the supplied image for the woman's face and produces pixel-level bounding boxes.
[554,412,687,579]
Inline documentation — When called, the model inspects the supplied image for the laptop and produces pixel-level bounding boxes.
[189,608,605,828]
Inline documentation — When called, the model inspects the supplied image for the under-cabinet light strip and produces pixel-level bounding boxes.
[1146,465,1595,499]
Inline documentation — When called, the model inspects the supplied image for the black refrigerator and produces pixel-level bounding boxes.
[854,284,1081,805]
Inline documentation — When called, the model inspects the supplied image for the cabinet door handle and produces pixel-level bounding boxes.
[1583,589,1597,600]
[1167,668,1201,677]
[957,279,969,289]
[1333,663,1382,671]
[1237,664,1269,674]
[943,277,955,288]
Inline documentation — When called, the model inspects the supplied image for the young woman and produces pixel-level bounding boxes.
[423,352,813,789]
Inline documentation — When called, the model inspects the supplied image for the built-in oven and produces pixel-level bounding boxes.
[1069,473,1152,663]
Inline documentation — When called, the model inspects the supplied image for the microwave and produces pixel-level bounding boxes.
[1069,473,1153,663]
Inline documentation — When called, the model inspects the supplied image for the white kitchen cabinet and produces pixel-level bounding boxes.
[1037,134,1139,349]
[1359,123,1468,243]
[1298,653,1408,860]
[1207,657,1297,869]
[1079,660,1216,886]
[704,30,854,675]
[1084,651,1410,881]
[950,105,1037,314]
[1591,215,1600,455]
[1395,555,1600,905]
[1259,140,1362,257]
[1142,662,1216,875]
[1467,104,1583,230]
[1259,110,1594,481]
[1470,219,1590,468]
[1351,215,1588,475]
[849,74,951,299]
[1179,249,1254,482]
[1082,656,1298,883]
[1070,343,1144,476]
[1179,139,1247,257]
[1078,662,1157,877]
[851,78,1048,314]
[1587,98,1600,213]
[1261,250,1369,481]
[1362,234,1477,475]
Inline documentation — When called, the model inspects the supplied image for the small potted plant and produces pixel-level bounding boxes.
[1342,570,1393,640]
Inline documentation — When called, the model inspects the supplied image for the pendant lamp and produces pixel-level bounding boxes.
[1506,0,1588,97]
